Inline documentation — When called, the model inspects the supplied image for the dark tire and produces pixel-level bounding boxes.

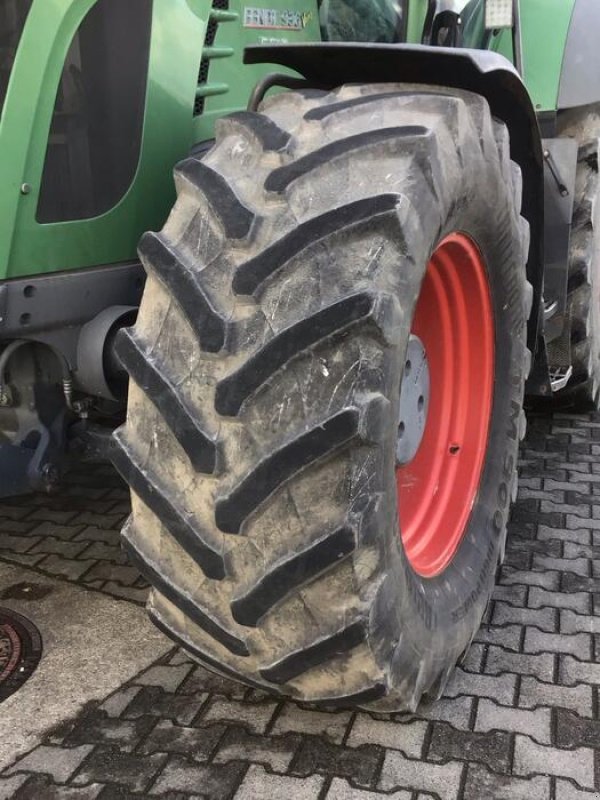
[115,85,531,710]
[549,109,600,409]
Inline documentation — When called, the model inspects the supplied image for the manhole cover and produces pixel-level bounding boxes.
[0,608,42,703]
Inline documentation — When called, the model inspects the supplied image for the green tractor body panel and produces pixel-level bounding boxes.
[192,1,321,145]
[0,0,320,281]
[495,0,575,113]
[0,0,583,283]
[404,0,576,113]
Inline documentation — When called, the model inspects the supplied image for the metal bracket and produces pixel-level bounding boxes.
[549,365,574,393]
[541,137,578,344]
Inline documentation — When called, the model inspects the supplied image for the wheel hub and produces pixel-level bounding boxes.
[396,335,430,466]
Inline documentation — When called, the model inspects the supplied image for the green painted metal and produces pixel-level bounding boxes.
[191,0,321,146]
[519,0,575,112]
[406,1,428,45]
[1,0,208,280]
[486,0,575,112]
[405,0,576,112]
[0,0,580,282]
[0,0,318,281]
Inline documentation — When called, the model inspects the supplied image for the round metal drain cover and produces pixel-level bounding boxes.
[0,607,42,703]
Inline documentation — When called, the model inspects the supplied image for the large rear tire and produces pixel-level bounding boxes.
[115,85,531,710]
[550,109,600,409]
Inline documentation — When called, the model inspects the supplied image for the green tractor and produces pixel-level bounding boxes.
[1,0,598,709]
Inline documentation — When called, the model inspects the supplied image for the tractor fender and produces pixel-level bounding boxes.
[245,42,544,350]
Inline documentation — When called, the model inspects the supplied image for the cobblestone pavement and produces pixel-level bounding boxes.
[1,412,600,799]
[0,463,148,605]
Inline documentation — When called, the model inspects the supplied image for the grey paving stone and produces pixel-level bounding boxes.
[79,542,126,563]
[507,536,561,557]
[378,751,463,799]
[554,779,600,799]
[98,687,141,718]
[500,568,560,590]
[64,712,155,752]
[533,555,591,577]
[564,541,600,559]
[537,526,591,545]
[150,756,246,798]
[541,501,587,518]
[560,655,600,686]
[326,778,411,799]
[202,697,279,735]
[524,629,592,659]
[25,507,78,524]
[123,686,207,725]
[72,746,166,793]
[347,717,427,757]
[475,699,552,744]
[555,709,600,749]
[101,582,148,603]
[0,519,39,534]
[214,725,299,775]
[474,623,522,650]
[180,664,248,699]
[459,642,486,672]
[80,562,141,585]
[72,526,120,544]
[234,765,323,800]
[567,514,600,530]
[6,745,93,783]
[463,763,551,800]
[272,704,353,744]
[26,521,86,541]
[0,775,28,799]
[11,776,103,799]
[492,602,556,632]
[484,646,555,682]
[427,721,511,773]
[168,649,194,667]
[407,696,474,730]
[561,611,600,635]
[0,532,41,553]
[134,664,193,692]
[141,719,226,760]
[28,537,88,559]
[290,738,383,786]
[545,479,590,494]
[71,512,125,530]
[518,676,592,717]
[513,735,595,789]
[0,504,35,521]
[37,554,97,581]
[491,583,528,606]
[444,668,517,705]
[562,574,600,594]
[529,587,590,614]
[518,488,558,502]
[0,551,45,568]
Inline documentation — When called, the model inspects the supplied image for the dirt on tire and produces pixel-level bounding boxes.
[115,84,531,710]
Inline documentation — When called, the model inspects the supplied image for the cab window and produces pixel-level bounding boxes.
[37,0,152,223]
[0,0,33,119]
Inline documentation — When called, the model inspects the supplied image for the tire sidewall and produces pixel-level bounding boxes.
[372,130,528,693]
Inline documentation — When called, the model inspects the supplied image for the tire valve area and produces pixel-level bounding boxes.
[396,334,430,466]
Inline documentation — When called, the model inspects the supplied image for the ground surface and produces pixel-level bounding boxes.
[0,412,599,799]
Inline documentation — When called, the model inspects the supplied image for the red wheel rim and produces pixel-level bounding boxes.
[396,233,495,578]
